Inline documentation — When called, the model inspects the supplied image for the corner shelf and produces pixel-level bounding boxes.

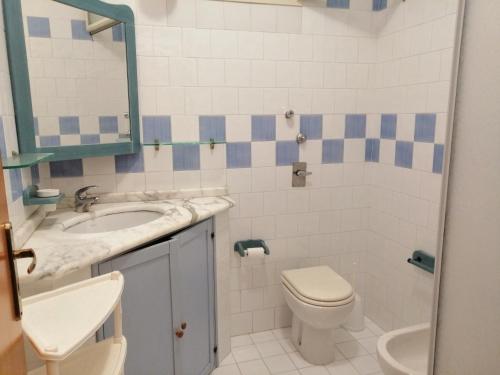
[23,272,126,375]
[2,152,53,169]
[23,185,65,206]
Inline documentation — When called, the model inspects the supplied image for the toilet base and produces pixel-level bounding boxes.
[291,315,338,365]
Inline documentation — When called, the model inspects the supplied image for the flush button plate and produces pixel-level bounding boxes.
[292,162,310,187]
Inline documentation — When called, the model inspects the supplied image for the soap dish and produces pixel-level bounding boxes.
[36,189,60,198]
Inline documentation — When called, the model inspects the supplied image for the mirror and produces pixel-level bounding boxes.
[3,0,140,161]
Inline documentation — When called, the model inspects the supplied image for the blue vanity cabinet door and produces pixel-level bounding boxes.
[170,219,216,375]
[97,241,175,375]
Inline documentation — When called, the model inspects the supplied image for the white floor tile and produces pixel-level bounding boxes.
[272,327,292,340]
[220,353,237,366]
[256,341,286,358]
[218,320,385,375]
[233,345,261,363]
[333,328,355,343]
[299,366,330,375]
[232,335,254,348]
[288,351,314,369]
[212,364,242,375]
[349,328,375,340]
[251,331,277,344]
[336,341,368,359]
[326,360,360,375]
[263,354,297,374]
[349,355,381,375]
[238,359,271,375]
[357,337,378,354]
[278,338,296,353]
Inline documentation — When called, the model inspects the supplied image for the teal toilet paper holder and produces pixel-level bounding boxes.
[234,240,270,257]
[407,250,435,274]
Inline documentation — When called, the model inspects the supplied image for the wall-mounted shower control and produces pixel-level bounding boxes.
[292,162,312,187]
[285,109,295,119]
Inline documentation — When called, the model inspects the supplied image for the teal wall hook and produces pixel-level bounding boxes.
[407,250,435,274]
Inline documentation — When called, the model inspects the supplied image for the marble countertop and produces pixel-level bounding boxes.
[17,194,233,284]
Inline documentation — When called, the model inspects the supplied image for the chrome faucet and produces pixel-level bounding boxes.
[74,185,99,212]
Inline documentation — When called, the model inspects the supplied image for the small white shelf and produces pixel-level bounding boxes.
[28,337,127,375]
[22,272,125,375]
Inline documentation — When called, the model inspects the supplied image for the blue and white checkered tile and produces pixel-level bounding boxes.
[364,113,445,174]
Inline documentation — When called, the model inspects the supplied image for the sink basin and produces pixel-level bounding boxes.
[65,210,164,234]
[377,323,430,375]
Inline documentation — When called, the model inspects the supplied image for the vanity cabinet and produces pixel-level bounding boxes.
[93,219,216,375]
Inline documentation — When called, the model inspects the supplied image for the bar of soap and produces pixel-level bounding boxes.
[36,189,60,198]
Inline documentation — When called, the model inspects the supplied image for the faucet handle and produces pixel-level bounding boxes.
[75,185,98,199]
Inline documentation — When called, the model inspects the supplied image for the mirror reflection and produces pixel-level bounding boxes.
[22,0,130,147]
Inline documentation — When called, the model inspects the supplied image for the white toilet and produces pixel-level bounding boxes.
[281,265,355,365]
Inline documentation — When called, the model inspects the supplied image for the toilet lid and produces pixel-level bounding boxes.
[281,266,353,303]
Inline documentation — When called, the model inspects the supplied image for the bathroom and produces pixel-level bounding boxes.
[0,0,498,374]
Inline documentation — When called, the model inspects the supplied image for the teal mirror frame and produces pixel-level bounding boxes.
[2,0,141,161]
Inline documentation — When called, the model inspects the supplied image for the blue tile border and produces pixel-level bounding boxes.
[71,20,92,40]
[322,139,344,164]
[9,169,23,201]
[365,138,380,162]
[27,16,50,38]
[112,24,124,42]
[251,115,276,141]
[31,165,40,185]
[81,134,100,145]
[40,135,61,147]
[326,0,350,8]
[0,117,7,159]
[345,114,366,139]
[199,116,226,143]
[142,116,172,144]
[395,141,413,169]
[433,144,445,174]
[300,115,323,140]
[173,144,200,171]
[381,114,397,139]
[414,113,436,143]
[49,159,84,178]
[227,142,251,169]
[115,151,145,173]
[276,141,299,166]
[59,116,80,135]
[373,0,387,11]
[99,116,119,134]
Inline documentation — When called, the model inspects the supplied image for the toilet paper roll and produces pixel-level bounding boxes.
[245,247,266,257]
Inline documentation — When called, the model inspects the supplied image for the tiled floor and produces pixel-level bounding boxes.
[212,318,385,375]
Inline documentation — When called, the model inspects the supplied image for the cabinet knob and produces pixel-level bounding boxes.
[175,329,184,338]
[181,321,187,330]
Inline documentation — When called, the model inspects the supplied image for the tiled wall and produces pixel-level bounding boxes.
[1,0,460,335]
[0,1,39,229]
[23,1,129,146]
[363,0,459,330]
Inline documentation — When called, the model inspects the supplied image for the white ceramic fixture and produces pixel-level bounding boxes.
[280,265,355,365]
[376,323,430,375]
[65,210,163,234]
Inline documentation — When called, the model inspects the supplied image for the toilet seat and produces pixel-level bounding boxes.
[281,266,354,307]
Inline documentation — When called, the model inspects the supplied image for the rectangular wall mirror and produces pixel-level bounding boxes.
[3,0,140,162]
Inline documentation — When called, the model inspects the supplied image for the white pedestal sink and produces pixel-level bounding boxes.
[377,323,430,375]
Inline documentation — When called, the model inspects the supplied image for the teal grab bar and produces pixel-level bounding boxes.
[407,250,435,274]
[234,240,270,257]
